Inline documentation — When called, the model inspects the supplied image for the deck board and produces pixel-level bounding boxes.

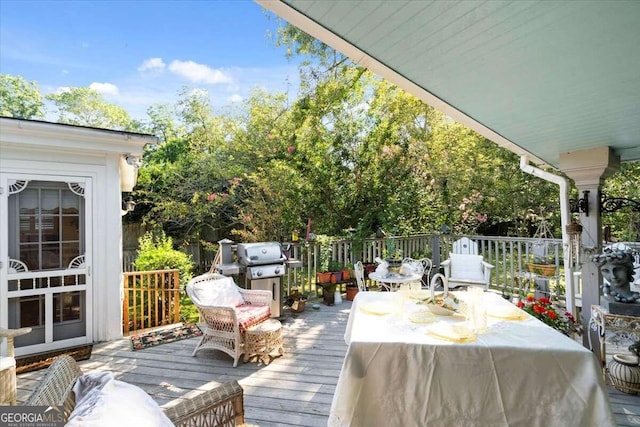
[15,299,639,426]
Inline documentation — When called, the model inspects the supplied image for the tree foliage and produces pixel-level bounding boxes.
[46,87,140,131]
[1,22,637,245]
[0,74,45,119]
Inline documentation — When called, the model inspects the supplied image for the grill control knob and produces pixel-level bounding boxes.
[256,270,263,277]
[274,267,281,274]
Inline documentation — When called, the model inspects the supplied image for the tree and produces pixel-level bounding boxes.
[46,87,139,131]
[0,74,45,119]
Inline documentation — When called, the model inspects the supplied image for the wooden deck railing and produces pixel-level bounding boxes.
[122,269,181,335]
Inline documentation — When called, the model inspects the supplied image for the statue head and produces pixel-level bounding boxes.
[592,249,635,286]
[592,248,638,303]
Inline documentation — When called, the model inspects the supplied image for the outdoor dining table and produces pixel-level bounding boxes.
[368,271,422,291]
[328,291,615,427]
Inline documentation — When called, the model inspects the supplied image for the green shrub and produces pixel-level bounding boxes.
[134,231,196,323]
[134,231,194,289]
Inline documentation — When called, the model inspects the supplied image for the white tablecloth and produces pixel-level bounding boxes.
[329,292,615,427]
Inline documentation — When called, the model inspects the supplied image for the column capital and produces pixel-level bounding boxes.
[559,147,620,187]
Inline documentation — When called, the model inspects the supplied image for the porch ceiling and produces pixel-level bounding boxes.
[257,0,640,168]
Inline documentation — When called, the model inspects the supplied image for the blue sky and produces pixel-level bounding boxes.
[0,0,300,120]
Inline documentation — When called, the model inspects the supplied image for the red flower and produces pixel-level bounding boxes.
[533,304,545,314]
[546,310,558,320]
[539,297,551,305]
[516,301,524,308]
[207,193,217,201]
[287,146,295,154]
[526,295,535,302]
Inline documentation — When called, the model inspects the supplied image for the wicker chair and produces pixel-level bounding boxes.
[186,273,272,367]
[25,355,246,426]
[0,326,32,405]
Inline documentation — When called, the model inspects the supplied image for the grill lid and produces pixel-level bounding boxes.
[236,242,285,266]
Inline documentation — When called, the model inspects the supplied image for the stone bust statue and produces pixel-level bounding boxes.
[592,248,639,303]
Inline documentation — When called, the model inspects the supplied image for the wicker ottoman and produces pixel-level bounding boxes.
[0,357,16,406]
[243,319,284,365]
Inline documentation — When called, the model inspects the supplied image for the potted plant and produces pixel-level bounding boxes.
[346,283,359,301]
[527,248,557,277]
[383,239,403,272]
[329,260,343,284]
[316,235,333,284]
[526,219,557,277]
[342,262,354,281]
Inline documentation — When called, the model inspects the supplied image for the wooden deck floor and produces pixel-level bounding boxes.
[16,299,640,426]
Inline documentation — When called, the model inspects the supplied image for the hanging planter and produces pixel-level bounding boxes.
[527,263,557,277]
[527,219,557,277]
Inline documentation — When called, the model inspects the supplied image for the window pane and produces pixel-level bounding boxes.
[41,243,61,269]
[19,296,44,327]
[41,215,60,242]
[49,276,62,287]
[19,216,39,241]
[53,291,85,341]
[62,274,86,286]
[61,216,80,241]
[62,242,80,267]
[9,297,45,347]
[54,292,82,322]
[41,189,60,214]
[62,192,79,214]
[19,189,38,214]
[20,244,40,270]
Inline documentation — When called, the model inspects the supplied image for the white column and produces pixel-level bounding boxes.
[560,147,619,347]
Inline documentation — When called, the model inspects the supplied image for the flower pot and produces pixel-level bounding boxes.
[330,271,343,284]
[341,269,351,281]
[608,354,640,395]
[317,271,332,284]
[527,263,556,277]
[320,283,336,305]
[386,259,402,274]
[346,286,359,301]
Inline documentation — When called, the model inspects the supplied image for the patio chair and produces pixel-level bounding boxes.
[452,236,479,255]
[354,261,368,292]
[186,273,272,367]
[440,253,494,290]
[25,355,246,426]
[402,257,433,288]
[0,326,32,405]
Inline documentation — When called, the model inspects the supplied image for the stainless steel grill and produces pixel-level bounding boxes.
[236,242,286,318]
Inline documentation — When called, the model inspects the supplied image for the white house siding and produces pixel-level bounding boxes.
[0,118,156,355]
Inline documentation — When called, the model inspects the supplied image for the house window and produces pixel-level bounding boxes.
[9,180,84,271]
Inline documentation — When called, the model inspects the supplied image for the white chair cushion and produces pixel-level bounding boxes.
[67,372,173,427]
[449,253,484,281]
[189,275,245,307]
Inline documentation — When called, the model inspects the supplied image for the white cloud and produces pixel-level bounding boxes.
[168,60,232,84]
[54,86,72,94]
[138,57,165,72]
[228,94,243,103]
[89,82,119,96]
